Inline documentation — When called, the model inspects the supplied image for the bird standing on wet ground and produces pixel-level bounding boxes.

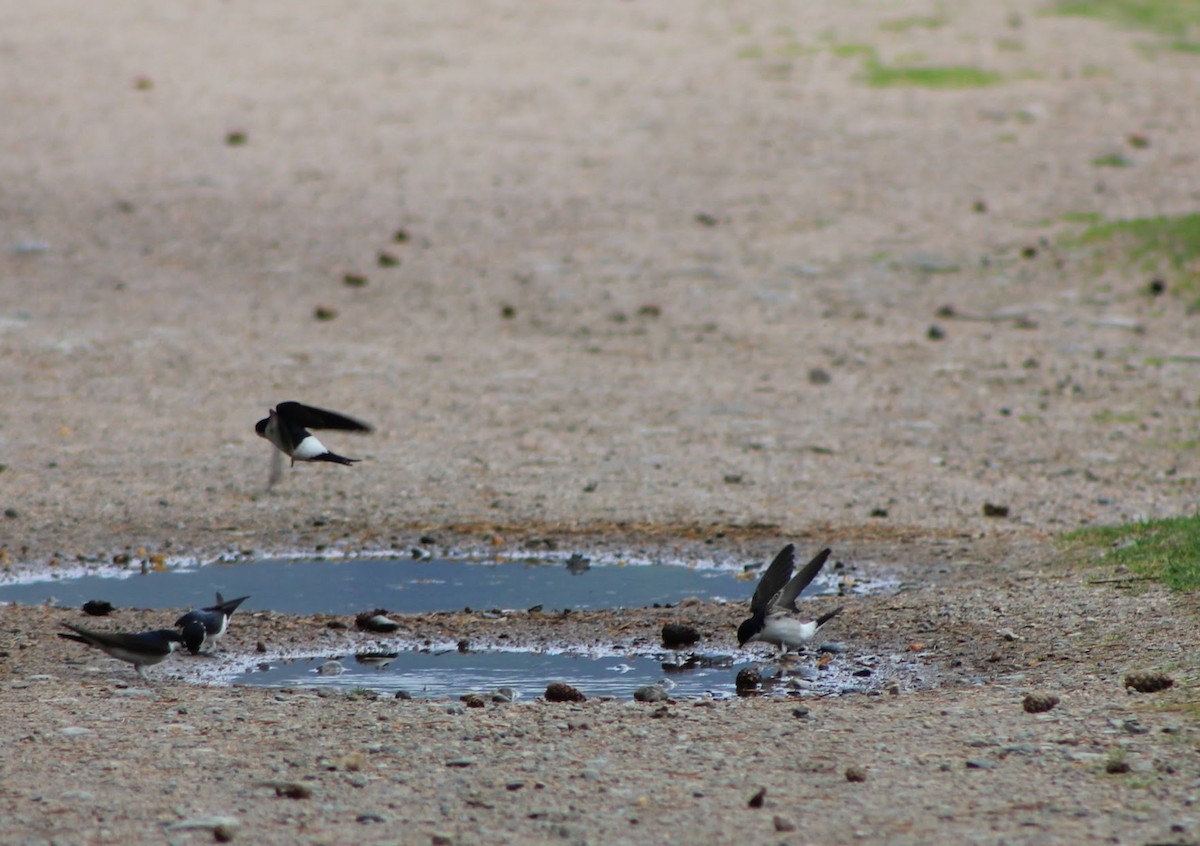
[57,624,185,680]
[255,401,373,486]
[738,543,843,655]
[175,593,250,655]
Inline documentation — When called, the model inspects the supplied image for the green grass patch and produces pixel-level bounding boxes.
[1074,213,1200,291]
[1061,211,1105,225]
[1051,0,1200,52]
[1053,0,1200,37]
[830,43,876,59]
[1092,152,1134,167]
[1064,514,1200,591]
[864,60,1002,88]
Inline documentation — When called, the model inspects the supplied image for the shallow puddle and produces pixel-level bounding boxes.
[228,646,889,701]
[0,554,872,615]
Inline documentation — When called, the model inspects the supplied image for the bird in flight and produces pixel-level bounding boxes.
[255,401,373,486]
[737,544,843,655]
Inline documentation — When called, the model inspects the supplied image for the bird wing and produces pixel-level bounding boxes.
[276,402,372,432]
[749,544,796,615]
[775,548,832,612]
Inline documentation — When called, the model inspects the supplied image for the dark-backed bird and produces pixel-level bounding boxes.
[255,401,372,486]
[175,592,249,655]
[58,624,185,679]
[737,544,842,654]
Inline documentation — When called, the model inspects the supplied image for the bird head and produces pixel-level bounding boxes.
[180,620,207,655]
[736,616,761,646]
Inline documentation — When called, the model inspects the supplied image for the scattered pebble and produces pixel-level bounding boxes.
[260,781,312,799]
[747,787,766,808]
[343,272,369,288]
[982,503,1009,518]
[695,212,719,227]
[965,759,996,770]
[317,660,344,676]
[82,600,114,616]
[773,815,796,832]
[355,610,399,633]
[845,765,868,783]
[377,251,400,268]
[927,325,946,341]
[313,305,338,321]
[661,623,700,648]
[735,668,761,693]
[633,685,669,703]
[808,367,831,385]
[1125,671,1173,693]
[1022,692,1059,714]
[545,681,586,703]
[225,130,248,146]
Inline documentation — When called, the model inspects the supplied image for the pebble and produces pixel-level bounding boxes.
[317,660,344,676]
[445,758,474,768]
[773,815,797,832]
[747,787,766,808]
[545,682,586,703]
[661,623,701,648]
[60,790,95,801]
[60,727,93,737]
[817,642,846,654]
[166,815,240,834]
[633,685,669,703]
[356,813,385,824]
[965,759,996,770]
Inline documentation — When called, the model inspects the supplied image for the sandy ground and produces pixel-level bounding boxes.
[2,0,1200,843]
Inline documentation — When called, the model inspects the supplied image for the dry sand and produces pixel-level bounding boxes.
[2,1,1199,843]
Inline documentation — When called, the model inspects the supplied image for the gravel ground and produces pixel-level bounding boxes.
[2,1,1200,843]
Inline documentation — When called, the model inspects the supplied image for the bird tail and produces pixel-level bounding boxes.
[816,606,843,628]
[313,452,359,466]
[57,632,88,645]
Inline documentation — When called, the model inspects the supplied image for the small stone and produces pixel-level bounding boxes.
[3,508,18,519]
[225,130,248,146]
[1125,671,1173,693]
[982,503,1009,518]
[735,668,761,693]
[356,813,385,824]
[808,367,831,385]
[747,787,766,808]
[927,325,946,341]
[60,727,93,737]
[215,823,236,843]
[1022,692,1059,714]
[634,685,669,703]
[500,304,516,319]
[545,682,586,703]
[82,600,114,616]
[355,610,399,633]
[965,759,996,770]
[445,758,474,768]
[461,693,486,708]
[773,815,796,832]
[377,251,400,268]
[695,212,719,227]
[792,707,810,719]
[845,765,868,782]
[394,690,412,700]
[661,623,701,648]
[313,305,338,321]
[264,781,312,799]
[343,272,369,288]
[1105,757,1131,774]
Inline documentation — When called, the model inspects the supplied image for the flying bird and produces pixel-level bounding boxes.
[175,593,250,655]
[737,544,842,655]
[58,623,185,679]
[255,401,373,486]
